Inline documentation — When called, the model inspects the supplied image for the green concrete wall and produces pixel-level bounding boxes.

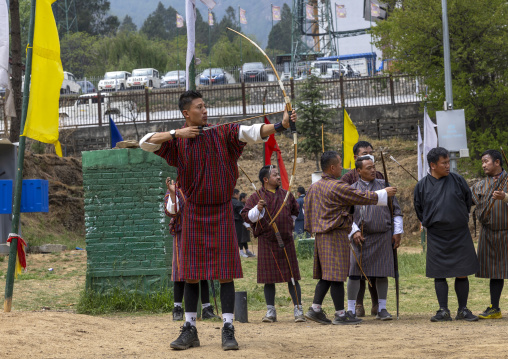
[82,148,176,294]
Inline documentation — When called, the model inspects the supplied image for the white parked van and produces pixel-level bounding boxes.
[98,71,131,91]
[61,71,81,94]
[126,68,161,89]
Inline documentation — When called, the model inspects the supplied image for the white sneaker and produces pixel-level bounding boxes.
[294,305,306,322]
[246,250,256,257]
[239,250,248,258]
[262,308,277,322]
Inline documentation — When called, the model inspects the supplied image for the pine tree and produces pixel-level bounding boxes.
[119,15,137,33]
[295,74,335,171]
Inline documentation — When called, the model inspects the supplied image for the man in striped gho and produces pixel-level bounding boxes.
[471,149,508,319]
[139,90,297,351]
[347,156,403,322]
[241,165,304,323]
[304,151,397,325]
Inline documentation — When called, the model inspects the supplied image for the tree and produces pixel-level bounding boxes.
[60,32,101,78]
[140,2,172,40]
[9,0,23,142]
[118,15,137,33]
[371,0,508,158]
[52,0,119,37]
[266,4,292,55]
[294,74,335,170]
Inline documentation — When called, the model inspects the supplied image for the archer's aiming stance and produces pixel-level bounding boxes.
[140,90,297,351]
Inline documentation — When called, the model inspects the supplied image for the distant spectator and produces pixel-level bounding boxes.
[294,186,309,238]
[232,189,254,257]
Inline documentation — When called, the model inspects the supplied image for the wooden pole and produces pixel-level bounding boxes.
[321,124,324,153]
[4,0,36,312]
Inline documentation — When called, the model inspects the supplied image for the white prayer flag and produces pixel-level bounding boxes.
[0,0,9,88]
[417,126,423,180]
[240,8,247,24]
[423,108,438,175]
[176,13,184,28]
[272,5,281,21]
[185,0,196,90]
[200,0,216,10]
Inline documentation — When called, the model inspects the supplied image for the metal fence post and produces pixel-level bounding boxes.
[389,75,395,105]
[241,80,246,116]
[145,88,150,123]
[97,91,102,126]
[339,76,345,108]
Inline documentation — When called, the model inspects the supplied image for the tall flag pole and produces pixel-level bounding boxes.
[208,10,213,69]
[4,0,36,312]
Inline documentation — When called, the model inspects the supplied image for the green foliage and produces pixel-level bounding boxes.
[118,15,137,33]
[60,32,101,77]
[210,35,265,67]
[371,0,508,155]
[266,4,292,55]
[52,0,119,37]
[140,2,177,40]
[77,287,173,315]
[295,74,336,170]
[30,141,46,155]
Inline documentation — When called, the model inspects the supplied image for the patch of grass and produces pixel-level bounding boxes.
[76,287,174,315]
[22,213,86,249]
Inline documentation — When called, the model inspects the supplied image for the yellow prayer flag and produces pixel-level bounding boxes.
[343,110,359,169]
[22,0,63,156]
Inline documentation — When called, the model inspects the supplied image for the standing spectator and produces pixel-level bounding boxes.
[239,193,255,257]
[294,186,308,237]
[414,147,479,322]
[233,189,254,257]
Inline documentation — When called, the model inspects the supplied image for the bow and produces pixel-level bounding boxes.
[380,151,400,319]
[227,28,298,227]
[238,164,300,308]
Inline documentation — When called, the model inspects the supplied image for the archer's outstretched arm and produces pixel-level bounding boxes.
[259,109,297,138]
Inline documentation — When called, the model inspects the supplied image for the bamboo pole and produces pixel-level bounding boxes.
[4,0,36,312]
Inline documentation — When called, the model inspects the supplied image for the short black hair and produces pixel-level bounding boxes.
[178,90,202,112]
[258,165,276,184]
[427,147,449,165]
[353,141,373,156]
[321,151,340,171]
[355,156,373,170]
[239,193,247,201]
[297,186,305,195]
[481,149,503,167]
[234,188,240,195]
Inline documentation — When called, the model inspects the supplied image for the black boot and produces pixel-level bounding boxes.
[170,322,200,350]
[221,323,239,350]
[202,305,220,319]
[172,305,183,321]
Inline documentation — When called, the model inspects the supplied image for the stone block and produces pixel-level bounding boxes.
[37,244,67,253]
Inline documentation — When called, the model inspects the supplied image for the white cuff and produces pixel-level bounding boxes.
[393,216,403,235]
[248,206,265,223]
[239,123,269,144]
[291,215,297,221]
[166,195,179,214]
[349,222,360,240]
[375,189,388,206]
[243,222,251,228]
[503,193,508,203]
[139,132,161,152]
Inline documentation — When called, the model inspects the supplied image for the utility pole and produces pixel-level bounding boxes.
[441,0,457,173]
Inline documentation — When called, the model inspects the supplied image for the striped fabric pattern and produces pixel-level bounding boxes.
[155,124,246,280]
[164,190,185,281]
[305,173,379,281]
[471,171,508,279]
[349,179,402,278]
[242,187,301,283]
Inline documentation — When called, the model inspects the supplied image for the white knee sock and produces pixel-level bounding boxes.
[174,302,182,308]
[378,299,387,311]
[222,313,234,326]
[347,300,356,314]
[311,303,322,312]
[202,303,210,309]
[185,312,197,326]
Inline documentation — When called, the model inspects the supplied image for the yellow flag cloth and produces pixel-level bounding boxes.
[343,109,359,169]
[22,0,63,156]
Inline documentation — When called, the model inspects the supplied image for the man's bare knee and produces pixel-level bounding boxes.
[186,279,200,284]
[219,279,233,284]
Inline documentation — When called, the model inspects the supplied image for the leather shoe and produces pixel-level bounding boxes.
[371,304,379,316]
[355,304,365,318]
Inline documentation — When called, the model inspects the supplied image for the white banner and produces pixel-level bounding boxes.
[0,0,9,88]
[423,108,438,175]
[186,0,196,90]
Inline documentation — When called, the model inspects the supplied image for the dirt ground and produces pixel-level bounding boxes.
[1,310,508,358]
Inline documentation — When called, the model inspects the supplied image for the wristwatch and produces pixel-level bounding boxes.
[170,129,177,140]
